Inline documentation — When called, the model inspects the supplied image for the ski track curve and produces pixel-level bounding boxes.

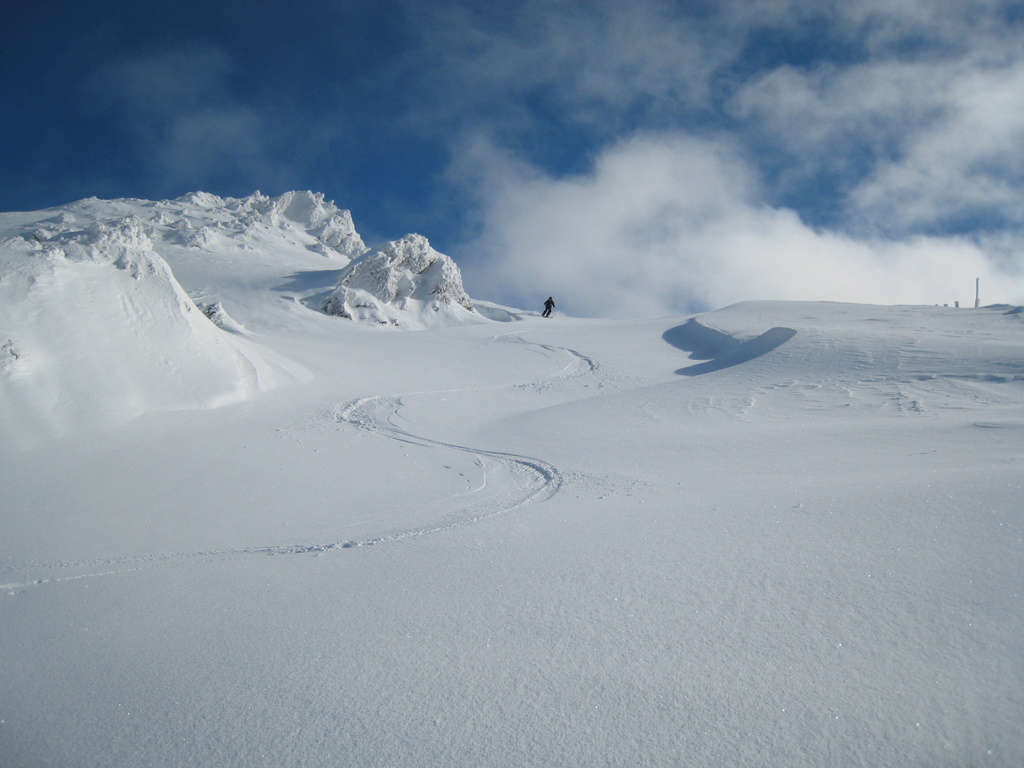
[3,333,586,596]
[330,393,563,539]
[492,331,600,390]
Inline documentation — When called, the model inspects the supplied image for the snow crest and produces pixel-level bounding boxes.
[323,234,481,328]
[165,190,368,260]
[223,190,368,259]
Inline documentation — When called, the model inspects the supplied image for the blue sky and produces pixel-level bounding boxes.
[3,0,1023,315]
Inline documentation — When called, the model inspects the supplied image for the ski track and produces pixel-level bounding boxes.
[2,333,584,596]
[495,331,600,390]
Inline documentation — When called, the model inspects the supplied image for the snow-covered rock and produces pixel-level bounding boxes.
[323,233,482,328]
[198,301,246,334]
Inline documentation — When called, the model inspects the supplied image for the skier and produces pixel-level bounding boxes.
[542,296,555,318]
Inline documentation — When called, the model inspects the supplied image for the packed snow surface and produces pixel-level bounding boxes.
[1,194,1022,767]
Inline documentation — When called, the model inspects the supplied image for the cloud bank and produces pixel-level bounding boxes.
[458,133,1019,317]
[434,0,1024,315]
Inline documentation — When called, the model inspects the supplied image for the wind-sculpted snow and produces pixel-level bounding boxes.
[0,215,300,443]
[662,301,1024,422]
[323,233,482,328]
[663,318,797,375]
[0,190,385,440]
[171,189,368,259]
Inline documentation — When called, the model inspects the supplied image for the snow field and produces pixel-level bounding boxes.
[1,194,1022,767]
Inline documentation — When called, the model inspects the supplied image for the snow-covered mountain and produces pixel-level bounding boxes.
[2,192,1023,768]
[0,191,485,442]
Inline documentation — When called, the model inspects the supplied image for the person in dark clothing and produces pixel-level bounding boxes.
[542,296,555,317]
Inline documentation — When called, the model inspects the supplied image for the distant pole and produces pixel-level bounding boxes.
[975,278,980,308]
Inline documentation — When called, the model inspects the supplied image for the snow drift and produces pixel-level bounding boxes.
[0,215,299,444]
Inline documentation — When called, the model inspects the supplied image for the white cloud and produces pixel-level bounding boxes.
[730,61,939,166]
[732,55,1024,235]
[716,0,1024,237]
[850,62,1024,232]
[407,1,1024,246]
[457,133,1024,316]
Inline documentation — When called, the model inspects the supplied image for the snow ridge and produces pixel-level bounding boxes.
[170,190,368,259]
[0,189,493,440]
[0,193,337,442]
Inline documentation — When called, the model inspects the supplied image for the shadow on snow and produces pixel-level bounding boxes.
[663,319,797,376]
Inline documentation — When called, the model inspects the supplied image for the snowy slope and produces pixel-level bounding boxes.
[0,191,482,443]
[1,194,1023,768]
[0,206,306,444]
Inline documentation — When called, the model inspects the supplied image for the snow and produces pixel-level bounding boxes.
[0,211,303,446]
[323,233,482,328]
[1,194,1022,767]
